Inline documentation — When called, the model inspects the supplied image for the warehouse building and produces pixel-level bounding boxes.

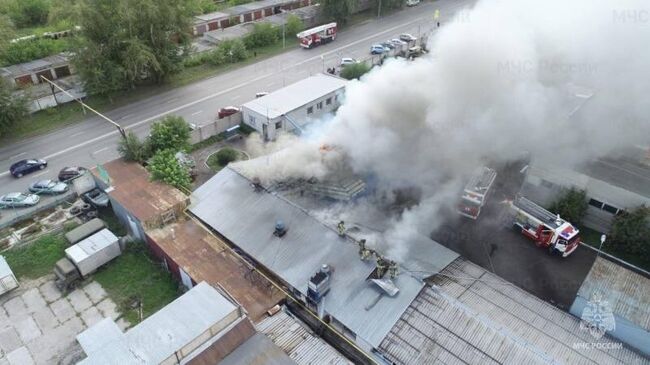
[520,147,650,232]
[241,73,347,140]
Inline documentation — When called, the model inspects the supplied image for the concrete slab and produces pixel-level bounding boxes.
[2,297,27,318]
[13,316,42,343]
[80,307,103,327]
[96,298,119,321]
[0,357,8,365]
[21,288,47,313]
[49,298,75,323]
[67,289,92,313]
[38,281,61,303]
[32,307,58,333]
[6,346,34,365]
[0,327,22,354]
[82,282,107,304]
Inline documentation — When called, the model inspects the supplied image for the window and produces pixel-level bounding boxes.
[602,204,619,215]
[307,106,313,114]
[248,115,256,126]
[275,121,282,130]
[588,198,604,209]
[326,97,332,105]
[317,101,323,110]
[540,179,555,189]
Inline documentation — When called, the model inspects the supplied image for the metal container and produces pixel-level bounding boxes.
[0,255,19,296]
[65,218,106,245]
[65,229,121,277]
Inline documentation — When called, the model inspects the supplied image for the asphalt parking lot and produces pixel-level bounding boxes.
[431,160,597,310]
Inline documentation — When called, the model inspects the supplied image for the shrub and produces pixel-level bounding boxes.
[340,62,372,80]
[609,206,650,260]
[216,147,238,166]
[548,188,588,224]
[0,79,28,137]
[1,38,70,66]
[7,0,51,28]
[117,131,147,162]
[148,115,191,153]
[147,149,192,191]
[285,14,304,37]
[243,22,279,49]
[215,39,248,63]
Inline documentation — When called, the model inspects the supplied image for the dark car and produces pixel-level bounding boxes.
[58,166,88,182]
[82,188,110,208]
[217,106,240,119]
[10,159,47,178]
[29,179,69,195]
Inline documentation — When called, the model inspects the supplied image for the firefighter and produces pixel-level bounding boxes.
[358,239,371,260]
[388,260,398,279]
[337,220,346,236]
[376,256,388,277]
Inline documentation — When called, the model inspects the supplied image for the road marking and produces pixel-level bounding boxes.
[10,152,26,160]
[119,113,133,120]
[191,110,203,116]
[93,147,110,154]
[35,10,450,164]
[69,131,85,138]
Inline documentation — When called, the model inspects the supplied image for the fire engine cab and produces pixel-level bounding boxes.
[297,22,337,49]
[510,196,580,257]
[458,166,497,219]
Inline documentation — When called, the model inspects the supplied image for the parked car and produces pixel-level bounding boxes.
[255,92,269,98]
[389,38,408,48]
[381,41,395,50]
[370,44,388,55]
[340,57,358,67]
[218,106,240,119]
[406,0,420,6]
[82,188,110,208]
[58,166,87,182]
[0,193,40,208]
[29,179,69,195]
[9,159,47,178]
[399,33,417,42]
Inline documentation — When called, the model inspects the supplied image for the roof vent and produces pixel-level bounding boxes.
[251,177,263,192]
[308,264,331,303]
[274,220,287,237]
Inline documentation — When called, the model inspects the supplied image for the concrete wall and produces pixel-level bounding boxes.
[190,113,242,144]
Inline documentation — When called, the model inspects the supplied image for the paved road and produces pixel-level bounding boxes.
[0,0,474,196]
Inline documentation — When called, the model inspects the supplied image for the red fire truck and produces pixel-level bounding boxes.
[458,166,497,219]
[510,196,580,257]
[297,22,337,49]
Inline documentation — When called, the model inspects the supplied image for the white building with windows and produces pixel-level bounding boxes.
[241,73,347,140]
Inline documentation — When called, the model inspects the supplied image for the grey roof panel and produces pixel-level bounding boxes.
[219,333,297,365]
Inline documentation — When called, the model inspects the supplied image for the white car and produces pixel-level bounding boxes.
[389,38,407,47]
[406,0,420,6]
[399,33,417,42]
[0,193,40,208]
[340,58,359,67]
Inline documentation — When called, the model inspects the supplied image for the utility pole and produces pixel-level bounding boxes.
[283,22,286,49]
[378,0,382,18]
[39,75,127,139]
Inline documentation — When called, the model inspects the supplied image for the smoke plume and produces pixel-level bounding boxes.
[238,0,650,262]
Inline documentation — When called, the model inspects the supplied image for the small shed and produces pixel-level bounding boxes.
[65,229,121,277]
[0,255,19,295]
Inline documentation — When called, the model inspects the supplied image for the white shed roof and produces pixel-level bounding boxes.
[0,255,15,279]
[242,74,347,119]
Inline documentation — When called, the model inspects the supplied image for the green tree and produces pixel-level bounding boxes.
[243,22,278,49]
[187,0,217,15]
[147,149,192,191]
[0,15,15,54]
[7,0,51,28]
[548,188,588,224]
[0,79,28,137]
[216,147,238,166]
[215,39,248,63]
[285,14,304,37]
[148,115,191,153]
[340,62,371,80]
[74,0,193,96]
[321,0,353,24]
[117,131,147,162]
[376,0,403,16]
[609,206,650,260]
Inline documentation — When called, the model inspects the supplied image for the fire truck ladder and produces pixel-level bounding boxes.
[515,196,561,227]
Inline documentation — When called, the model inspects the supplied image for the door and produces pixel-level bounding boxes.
[262,124,268,140]
[179,268,193,289]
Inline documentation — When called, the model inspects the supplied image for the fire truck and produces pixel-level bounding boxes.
[509,196,580,257]
[458,166,497,219]
[297,22,337,49]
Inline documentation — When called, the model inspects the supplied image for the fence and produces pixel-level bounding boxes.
[190,112,243,144]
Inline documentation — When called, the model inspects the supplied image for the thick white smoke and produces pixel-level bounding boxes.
[239,0,650,262]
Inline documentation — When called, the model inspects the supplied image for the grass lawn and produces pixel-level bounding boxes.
[93,242,179,324]
[2,234,67,279]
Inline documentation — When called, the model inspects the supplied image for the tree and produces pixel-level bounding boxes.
[321,0,353,24]
[216,147,238,166]
[0,79,28,137]
[187,0,217,16]
[284,14,304,38]
[609,206,650,260]
[375,0,403,16]
[7,0,51,28]
[214,39,248,63]
[243,22,278,49]
[148,115,191,153]
[340,62,371,80]
[117,131,147,162]
[74,0,193,96]
[549,188,588,224]
[0,15,15,54]
[147,149,192,191]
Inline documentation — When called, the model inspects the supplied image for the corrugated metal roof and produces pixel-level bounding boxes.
[576,257,650,332]
[190,167,456,348]
[242,74,347,119]
[219,333,297,365]
[77,282,239,364]
[225,0,298,15]
[257,310,352,365]
[380,257,648,365]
